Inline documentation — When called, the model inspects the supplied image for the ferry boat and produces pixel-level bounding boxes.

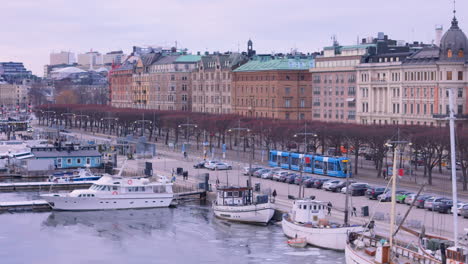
[212,186,275,225]
[41,175,174,211]
[48,168,101,183]
[282,199,365,251]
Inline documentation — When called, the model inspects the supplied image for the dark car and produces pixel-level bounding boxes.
[415,195,433,209]
[434,199,453,214]
[330,180,356,192]
[254,169,270,178]
[279,173,293,182]
[244,167,263,176]
[461,204,468,218]
[193,161,205,169]
[285,174,298,184]
[313,178,330,189]
[348,183,369,196]
[303,177,317,188]
[365,187,387,200]
[294,176,311,185]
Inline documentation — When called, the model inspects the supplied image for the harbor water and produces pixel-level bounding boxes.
[0,192,344,264]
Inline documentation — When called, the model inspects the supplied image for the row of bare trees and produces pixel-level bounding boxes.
[34,104,468,190]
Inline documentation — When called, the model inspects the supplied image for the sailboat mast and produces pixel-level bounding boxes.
[389,144,399,249]
[448,88,459,248]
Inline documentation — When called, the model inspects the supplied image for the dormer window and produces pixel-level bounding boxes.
[458,49,464,58]
[448,49,453,58]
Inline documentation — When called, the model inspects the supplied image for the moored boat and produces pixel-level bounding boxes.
[212,186,275,224]
[49,168,101,183]
[282,199,365,251]
[41,174,174,211]
[287,237,307,248]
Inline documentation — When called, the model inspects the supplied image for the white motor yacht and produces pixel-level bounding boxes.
[282,199,365,251]
[212,186,275,225]
[41,175,174,211]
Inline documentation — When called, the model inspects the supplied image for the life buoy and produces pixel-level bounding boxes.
[112,191,118,195]
[127,179,133,185]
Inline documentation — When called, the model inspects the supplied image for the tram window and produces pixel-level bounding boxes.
[291,157,299,166]
[281,156,289,163]
[271,155,277,162]
[327,162,335,171]
[315,161,323,169]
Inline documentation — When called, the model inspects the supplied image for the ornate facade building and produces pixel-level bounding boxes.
[109,62,134,108]
[191,53,246,114]
[354,21,468,126]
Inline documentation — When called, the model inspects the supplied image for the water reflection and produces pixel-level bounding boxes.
[0,204,345,264]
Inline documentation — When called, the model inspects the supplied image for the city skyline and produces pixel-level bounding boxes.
[1,0,466,76]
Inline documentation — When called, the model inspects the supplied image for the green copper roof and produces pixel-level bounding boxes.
[233,58,314,72]
[324,44,376,50]
[175,55,202,63]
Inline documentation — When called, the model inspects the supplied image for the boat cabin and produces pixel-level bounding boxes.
[291,199,327,224]
[216,186,254,206]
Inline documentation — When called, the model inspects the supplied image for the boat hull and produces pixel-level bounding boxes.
[212,203,275,224]
[41,194,174,211]
[345,242,373,264]
[282,216,366,251]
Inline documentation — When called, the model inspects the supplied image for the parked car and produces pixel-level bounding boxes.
[323,180,343,191]
[461,204,468,218]
[377,191,392,202]
[279,173,294,182]
[272,171,289,181]
[451,202,467,215]
[254,169,270,178]
[204,160,219,168]
[396,191,414,204]
[404,193,418,205]
[294,176,311,185]
[262,168,281,180]
[243,166,263,176]
[365,187,387,200]
[434,199,453,214]
[415,195,433,208]
[331,180,356,192]
[303,177,317,188]
[424,197,447,211]
[312,178,331,189]
[285,174,298,184]
[207,162,232,170]
[348,183,369,196]
[193,161,206,169]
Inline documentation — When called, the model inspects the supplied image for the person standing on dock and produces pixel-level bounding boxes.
[352,206,357,216]
[272,189,277,203]
[327,202,332,215]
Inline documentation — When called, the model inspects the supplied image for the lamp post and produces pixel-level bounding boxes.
[228,120,252,188]
[293,123,317,199]
[178,118,198,158]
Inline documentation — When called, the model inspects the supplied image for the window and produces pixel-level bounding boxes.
[447,71,452,80]
[285,113,290,120]
[458,105,463,114]
[67,159,72,164]
[285,99,291,108]
[458,88,463,98]
[348,86,355,96]
[77,159,81,164]
[300,87,305,94]
[86,158,90,164]
[458,71,463,81]
[300,99,305,108]
[285,87,291,95]
[300,113,305,120]
[458,49,464,58]
[448,49,453,58]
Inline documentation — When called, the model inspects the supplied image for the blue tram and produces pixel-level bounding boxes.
[268,150,351,178]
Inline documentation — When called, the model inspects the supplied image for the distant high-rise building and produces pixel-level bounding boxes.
[77,51,103,67]
[0,62,33,84]
[103,50,126,65]
[50,51,75,66]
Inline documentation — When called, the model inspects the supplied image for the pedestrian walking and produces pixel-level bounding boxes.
[383,169,387,180]
[327,202,332,215]
[352,206,357,216]
[272,189,277,203]
[216,178,220,188]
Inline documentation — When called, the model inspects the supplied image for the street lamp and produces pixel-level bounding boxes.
[293,123,317,199]
[228,120,252,188]
[178,118,198,158]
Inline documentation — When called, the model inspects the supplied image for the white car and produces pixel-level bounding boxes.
[322,180,342,191]
[272,171,289,181]
[204,160,219,168]
[208,162,232,170]
[452,202,467,215]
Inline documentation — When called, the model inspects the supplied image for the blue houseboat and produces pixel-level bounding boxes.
[31,145,102,169]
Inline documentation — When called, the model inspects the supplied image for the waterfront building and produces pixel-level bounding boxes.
[356,18,468,126]
[31,145,102,169]
[50,51,76,66]
[109,62,135,108]
[232,55,314,120]
[0,83,30,109]
[191,53,247,114]
[132,53,161,109]
[310,40,374,123]
[147,54,200,111]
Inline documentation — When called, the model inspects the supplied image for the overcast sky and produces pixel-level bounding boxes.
[1,0,466,76]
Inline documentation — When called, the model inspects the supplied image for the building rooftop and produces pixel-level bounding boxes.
[323,44,376,51]
[175,55,201,63]
[233,58,314,72]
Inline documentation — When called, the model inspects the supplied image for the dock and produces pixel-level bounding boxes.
[0,181,93,192]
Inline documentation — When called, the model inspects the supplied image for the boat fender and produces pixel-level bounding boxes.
[112,191,118,195]
[128,179,133,185]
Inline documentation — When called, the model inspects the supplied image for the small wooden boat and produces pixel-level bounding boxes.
[287,237,307,248]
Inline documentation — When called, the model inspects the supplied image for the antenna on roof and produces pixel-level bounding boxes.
[453,0,457,16]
